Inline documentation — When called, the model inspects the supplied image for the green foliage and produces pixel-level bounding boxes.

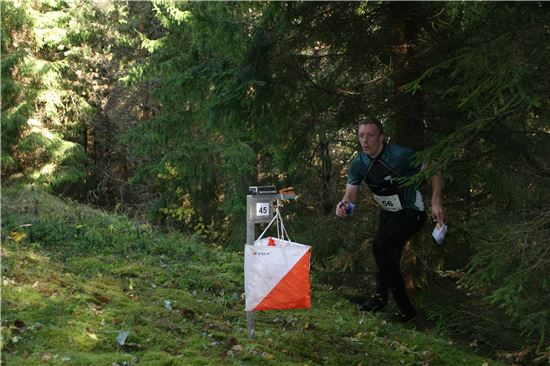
[1,0,103,192]
[465,208,550,344]
[126,1,263,240]
[398,2,550,348]
[404,2,549,177]
[1,0,35,172]
[127,2,390,243]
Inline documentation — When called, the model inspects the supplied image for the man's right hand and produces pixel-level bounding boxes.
[335,201,348,217]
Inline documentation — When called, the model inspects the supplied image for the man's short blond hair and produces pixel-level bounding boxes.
[358,116,384,135]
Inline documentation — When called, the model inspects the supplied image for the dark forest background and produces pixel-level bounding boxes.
[2,1,549,361]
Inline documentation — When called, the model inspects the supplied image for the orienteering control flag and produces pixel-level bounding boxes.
[244,211,311,311]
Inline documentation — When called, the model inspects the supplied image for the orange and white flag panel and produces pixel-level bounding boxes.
[245,237,311,312]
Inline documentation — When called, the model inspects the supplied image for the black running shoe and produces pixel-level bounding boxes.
[393,309,417,324]
[358,294,387,312]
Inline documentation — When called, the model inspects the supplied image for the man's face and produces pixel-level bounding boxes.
[358,123,384,158]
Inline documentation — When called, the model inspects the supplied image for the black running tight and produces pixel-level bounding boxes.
[372,208,427,313]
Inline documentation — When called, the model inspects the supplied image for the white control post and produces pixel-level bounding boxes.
[246,188,296,339]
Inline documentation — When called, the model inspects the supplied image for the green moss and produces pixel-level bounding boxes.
[5,352,137,366]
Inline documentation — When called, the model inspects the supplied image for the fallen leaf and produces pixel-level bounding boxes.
[10,231,26,243]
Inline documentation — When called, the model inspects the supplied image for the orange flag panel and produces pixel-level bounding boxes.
[254,250,311,311]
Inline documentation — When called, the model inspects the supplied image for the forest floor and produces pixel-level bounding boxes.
[1,186,506,365]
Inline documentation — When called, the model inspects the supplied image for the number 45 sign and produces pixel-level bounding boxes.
[256,202,270,217]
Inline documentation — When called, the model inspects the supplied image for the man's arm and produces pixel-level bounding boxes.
[431,172,445,224]
[423,161,445,223]
[335,184,359,217]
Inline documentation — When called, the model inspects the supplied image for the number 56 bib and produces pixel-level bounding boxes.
[373,194,403,212]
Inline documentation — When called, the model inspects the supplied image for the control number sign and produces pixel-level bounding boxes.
[256,202,270,217]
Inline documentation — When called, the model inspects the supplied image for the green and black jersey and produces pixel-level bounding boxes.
[347,143,424,211]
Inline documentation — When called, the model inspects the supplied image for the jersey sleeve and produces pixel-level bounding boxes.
[347,155,366,185]
[394,145,421,177]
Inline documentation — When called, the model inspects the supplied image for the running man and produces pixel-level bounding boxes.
[336,116,445,323]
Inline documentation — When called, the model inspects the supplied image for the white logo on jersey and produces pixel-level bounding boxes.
[384,175,395,184]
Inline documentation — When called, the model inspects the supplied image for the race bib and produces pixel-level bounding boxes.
[373,194,403,211]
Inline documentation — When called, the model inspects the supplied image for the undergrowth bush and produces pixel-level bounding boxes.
[1,185,210,261]
[466,207,550,346]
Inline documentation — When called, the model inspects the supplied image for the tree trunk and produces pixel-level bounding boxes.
[388,2,425,150]
[319,137,333,214]
[386,2,432,292]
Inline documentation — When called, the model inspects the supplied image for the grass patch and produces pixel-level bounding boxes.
[2,186,506,365]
